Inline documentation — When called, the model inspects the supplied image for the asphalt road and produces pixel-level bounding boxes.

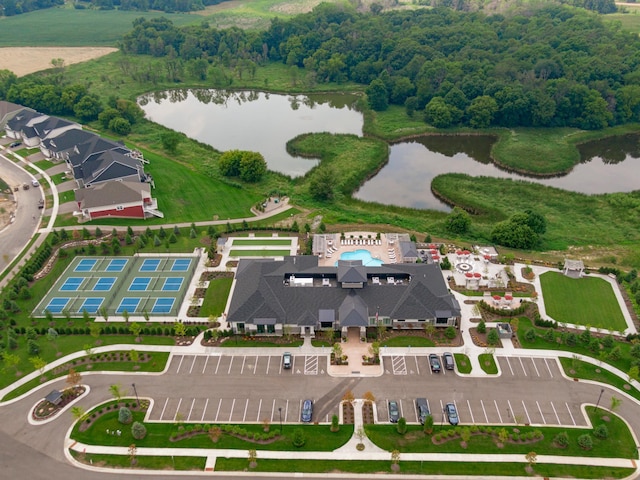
[0,148,43,273]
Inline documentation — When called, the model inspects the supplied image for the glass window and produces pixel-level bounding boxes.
[257,324,265,334]
[267,324,275,333]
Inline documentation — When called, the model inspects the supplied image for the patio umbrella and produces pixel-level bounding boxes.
[474,273,482,278]
[493,295,501,301]
[428,244,437,249]
[465,272,473,278]
[456,250,463,255]
[483,255,491,260]
[462,250,471,255]
[505,295,513,300]
[432,255,440,260]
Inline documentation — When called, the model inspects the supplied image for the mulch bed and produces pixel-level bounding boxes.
[469,327,503,348]
[32,386,86,421]
[343,402,354,424]
[52,352,153,376]
[199,271,233,281]
[380,329,463,347]
[362,402,374,424]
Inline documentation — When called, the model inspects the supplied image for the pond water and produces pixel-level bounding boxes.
[139,89,363,177]
[140,89,639,211]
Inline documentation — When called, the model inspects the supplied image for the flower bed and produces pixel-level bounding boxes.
[32,386,86,421]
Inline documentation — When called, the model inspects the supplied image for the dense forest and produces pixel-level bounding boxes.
[424,0,617,14]
[119,5,640,130]
[0,0,63,16]
[85,0,229,13]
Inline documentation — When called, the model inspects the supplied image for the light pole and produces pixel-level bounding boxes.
[131,383,139,406]
[278,407,283,433]
[595,388,605,411]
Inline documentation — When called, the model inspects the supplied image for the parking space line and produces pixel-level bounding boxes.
[202,356,209,374]
[214,356,221,375]
[391,355,407,375]
[160,398,169,420]
[426,399,431,415]
[505,357,514,376]
[253,355,258,374]
[414,356,420,375]
[544,358,554,378]
[521,400,531,425]
[215,399,222,422]
[187,398,195,420]
[480,400,488,423]
[399,399,404,419]
[412,400,418,421]
[243,399,249,422]
[565,403,576,426]
[201,398,209,422]
[278,357,282,375]
[454,400,459,423]
[270,400,276,422]
[518,357,527,377]
[531,358,540,377]
[227,356,234,375]
[229,399,236,422]
[506,400,514,422]
[285,400,289,422]
[189,356,197,374]
[241,356,246,374]
[536,401,546,424]
[291,356,295,374]
[174,398,182,421]
[257,399,262,422]
[176,355,184,374]
[550,402,560,424]
[467,400,474,424]
[439,399,444,416]
[494,400,503,423]
[266,356,271,374]
[299,399,303,421]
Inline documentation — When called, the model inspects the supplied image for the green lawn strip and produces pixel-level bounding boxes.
[219,337,303,348]
[559,357,639,401]
[454,353,472,374]
[214,458,633,478]
[49,173,70,185]
[33,159,56,171]
[380,336,435,347]
[516,317,633,373]
[59,190,75,204]
[311,340,331,347]
[70,450,206,471]
[228,249,291,256]
[198,277,233,318]
[72,409,353,451]
[478,353,498,374]
[231,239,292,246]
[539,272,626,330]
[365,407,637,458]
[2,351,170,402]
[246,208,300,228]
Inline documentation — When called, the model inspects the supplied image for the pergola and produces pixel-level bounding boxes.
[563,259,584,278]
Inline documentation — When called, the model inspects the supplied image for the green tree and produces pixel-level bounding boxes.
[109,117,132,135]
[29,356,47,375]
[309,168,335,201]
[218,150,243,177]
[466,95,497,128]
[73,94,103,121]
[109,383,125,402]
[487,328,500,346]
[424,96,453,128]
[239,151,267,182]
[174,321,187,338]
[445,207,471,235]
[160,131,182,153]
[365,78,389,111]
[130,322,142,340]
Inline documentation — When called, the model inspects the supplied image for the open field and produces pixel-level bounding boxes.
[0,47,117,77]
[540,272,627,330]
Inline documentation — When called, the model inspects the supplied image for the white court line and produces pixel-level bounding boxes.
[266,356,271,374]
[176,355,184,374]
[531,358,540,377]
[160,398,169,420]
[243,398,249,422]
[550,402,560,424]
[521,400,531,425]
[227,356,234,375]
[240,356,246,374]
[467,399,475,424]
[214,356,221,375]
[187,398,195,420]
[505,357,514,376]
[566,403,576,426]
[253,355,258,374]
[257,399,262,422]
[480,400,488,423]
[518,357,527,377]
[215,399,222,422]
[494,400,503,423]
[544,358,554,378]
[536,401,546,424]
[201,398,209,422]
[174,398,183,421]
[507,399,514,422]
[202,355,209,374]
[189,355,197,374]
[229,398,236,422]
[414,356,420,375]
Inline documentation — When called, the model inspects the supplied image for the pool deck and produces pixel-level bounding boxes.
[317,232,399,267]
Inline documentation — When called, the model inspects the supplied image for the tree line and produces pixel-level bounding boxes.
[120,4,640,130]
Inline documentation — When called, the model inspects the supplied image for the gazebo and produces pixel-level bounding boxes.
[563,259,584,279]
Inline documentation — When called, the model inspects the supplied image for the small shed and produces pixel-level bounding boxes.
[45,389,63,405]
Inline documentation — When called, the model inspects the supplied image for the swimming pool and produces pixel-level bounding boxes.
[335,249,383,267]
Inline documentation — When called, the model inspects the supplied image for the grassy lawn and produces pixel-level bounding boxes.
[49,173,71,185]
[198,278,232,318]
[58,190,75,203]
[365,407,637,458]
[72,408,353,451]
[33,159,56,170]
[559,357,639,402]
[478,353,498,374]
[380,336,435,347]
[231,239,292,246]
[70,450,206,470]
[454,353,472,374]
[229,249,291,256]
[540,272,627,330]
[219,336,303,348]
[215,458,633,478]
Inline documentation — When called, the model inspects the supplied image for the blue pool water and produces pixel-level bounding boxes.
[335,249,383,267]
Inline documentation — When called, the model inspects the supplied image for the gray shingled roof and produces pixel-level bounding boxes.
[75,180,150,209]
[0,101,30,127]
[42,129,97,155]
[32,116,77,139]
[74,150,143,185]
[337,261,367,284]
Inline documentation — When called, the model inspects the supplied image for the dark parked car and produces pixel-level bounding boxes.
[443,352,455,371]
[388,400,400,423]
[416,398,430,425]
[9,141,21,148]
[283,352,292,369]
[38,199,44,209]
[445,402,459,426]
[301,399,313,423]
[429,353,441,373]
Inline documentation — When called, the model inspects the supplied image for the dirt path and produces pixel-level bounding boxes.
[0,47,117,77]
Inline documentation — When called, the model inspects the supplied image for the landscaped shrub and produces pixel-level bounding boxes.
[477,321,486,334]
[292,428,306,447]
[543,329,555,343]
[396,417,407,435]
[594,424,608,439]
[487,328,500,346]
[565,333,578,346]
[577,434,593,450]
[445,326,457,339]
[524,329,536,342]
[131,421,147,440]
[118,407,132,425]
[331,414,340,432]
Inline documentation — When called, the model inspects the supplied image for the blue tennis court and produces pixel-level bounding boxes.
[162,277,183,291]
[171,259,192,272]
[152,298,175,314]
[80,298,103,314]
[129,277,151,291]
[140,259,161,272]
[94,277,116,291]
[60,277,84,291]
[116,297,141,314]
[45,297,70,314]
[74,258,97,272]
[106,259,128,272]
